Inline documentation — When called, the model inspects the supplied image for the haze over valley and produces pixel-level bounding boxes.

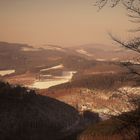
[0,0,140,139]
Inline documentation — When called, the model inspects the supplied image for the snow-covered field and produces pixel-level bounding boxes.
[44,46,65,51]
[30,71,77,89]
[111,57,119,61]
[76,49,92,57]
[22,47,40,51]
[91,71,116,75]
[40,64,64,72]
[0,70,15,76]
[96,58,107,61]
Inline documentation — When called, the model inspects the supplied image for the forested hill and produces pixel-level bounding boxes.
[0,81,82,140]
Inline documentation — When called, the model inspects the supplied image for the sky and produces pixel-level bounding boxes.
[0,0,139,47]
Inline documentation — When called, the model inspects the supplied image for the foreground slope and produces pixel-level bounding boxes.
[78,105,140,140]
[0,82,82,140]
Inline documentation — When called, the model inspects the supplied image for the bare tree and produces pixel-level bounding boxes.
[92,1,140,139]
[95,0,140,54]
[95,0,140,78]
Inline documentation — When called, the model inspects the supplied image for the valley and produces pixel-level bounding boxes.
[1,0,140,139]
[0,42,140,140]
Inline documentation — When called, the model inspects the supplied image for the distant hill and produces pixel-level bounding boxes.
[0,42,65,73]
[70,43,139,60]
[0,42,97,74]
[0,42,138,74]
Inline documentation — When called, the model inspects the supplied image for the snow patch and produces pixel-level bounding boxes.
[96,59,106,61]
[0,70,15,76]
[76,49,93,57]
[40,64,64,72]
[22,47,40,51]
[44,46,65,52]
[111,57,119,61]
[30,71,77,89]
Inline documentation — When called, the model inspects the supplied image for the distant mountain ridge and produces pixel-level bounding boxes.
[0,41,138,74]
[69,43,138,60]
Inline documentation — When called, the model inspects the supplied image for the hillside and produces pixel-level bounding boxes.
[69,44,139,61]
[0,42,139,140]
[78,104,140,140]
[41,62,140,119]
[0,42,138,73]
[0,81,86,140]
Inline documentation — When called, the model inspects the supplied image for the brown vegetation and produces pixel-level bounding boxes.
[0,81,84,140]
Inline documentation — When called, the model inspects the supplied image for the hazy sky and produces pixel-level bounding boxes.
[0,0,139,46]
